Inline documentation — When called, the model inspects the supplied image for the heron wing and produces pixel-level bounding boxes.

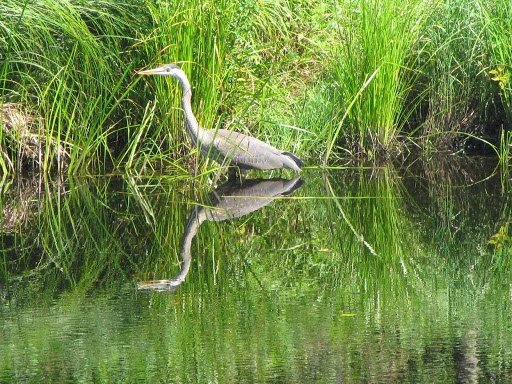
[200,129,301,171]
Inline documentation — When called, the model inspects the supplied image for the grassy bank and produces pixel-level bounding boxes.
[0,0,511,177]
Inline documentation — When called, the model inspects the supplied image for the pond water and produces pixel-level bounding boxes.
[1,157,511,383]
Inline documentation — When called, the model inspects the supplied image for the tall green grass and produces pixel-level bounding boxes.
[412,0,489,153]
[0,0,146,173]
[328,0,429,157]
[323,0,512,161]
[480,0,512,162]
[2,0,512,177]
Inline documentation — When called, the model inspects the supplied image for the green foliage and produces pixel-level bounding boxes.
[329,0,429,155]
[221,0,332,159]
[0,0,147,173]
[2,164,512,382]
[411,0,489,153]
[489,65,511,91]
[489,223,510,252]
[480,0,512,161]
[2,0,512,175]
[324,0,512,159]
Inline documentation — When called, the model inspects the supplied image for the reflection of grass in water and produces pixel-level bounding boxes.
[1,162,509,296]
[321,166,429,298]
[2,166,512,382]
[0,173,190,293]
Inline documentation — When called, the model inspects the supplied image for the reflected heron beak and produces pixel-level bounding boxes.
[137,279,183,291]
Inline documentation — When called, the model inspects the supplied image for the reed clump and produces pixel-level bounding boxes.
[1,103,69,172]
[1,0,512,176]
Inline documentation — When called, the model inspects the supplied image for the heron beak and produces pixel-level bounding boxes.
[137,67,165,76]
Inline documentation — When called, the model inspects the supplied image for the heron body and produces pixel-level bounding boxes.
[138,64,304,172]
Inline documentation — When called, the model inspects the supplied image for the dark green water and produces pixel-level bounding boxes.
[1,157,511,383]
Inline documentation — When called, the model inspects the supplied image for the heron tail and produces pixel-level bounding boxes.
[282,152,304,169]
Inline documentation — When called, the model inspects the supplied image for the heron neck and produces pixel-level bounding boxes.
[178,76,201,144]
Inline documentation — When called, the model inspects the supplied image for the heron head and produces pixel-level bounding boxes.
[138,63,183,78]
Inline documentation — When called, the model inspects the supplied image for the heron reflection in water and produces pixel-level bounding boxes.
[138,64,304,173]
[138,177,304,291]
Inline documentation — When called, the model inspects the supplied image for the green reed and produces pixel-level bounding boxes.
[480,0,512,160]
[0,0,147,174]
[328,0,429,157]
[410,0,488,154]
[2,0,512,178]
[322,0,512,161]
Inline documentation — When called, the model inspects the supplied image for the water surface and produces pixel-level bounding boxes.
[1,158,511,383]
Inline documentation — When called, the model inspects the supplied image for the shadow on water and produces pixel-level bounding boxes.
[138,177,304,291]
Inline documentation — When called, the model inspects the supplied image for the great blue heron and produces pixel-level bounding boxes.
[138,176,304,291]
[138,64,304,172]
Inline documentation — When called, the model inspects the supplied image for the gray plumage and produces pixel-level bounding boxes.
[138,64,304,172]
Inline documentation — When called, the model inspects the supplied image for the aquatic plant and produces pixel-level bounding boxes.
[327,0,429,157]
[480,0,512,162]
[0,0,146,174]
[1,0,512,177]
